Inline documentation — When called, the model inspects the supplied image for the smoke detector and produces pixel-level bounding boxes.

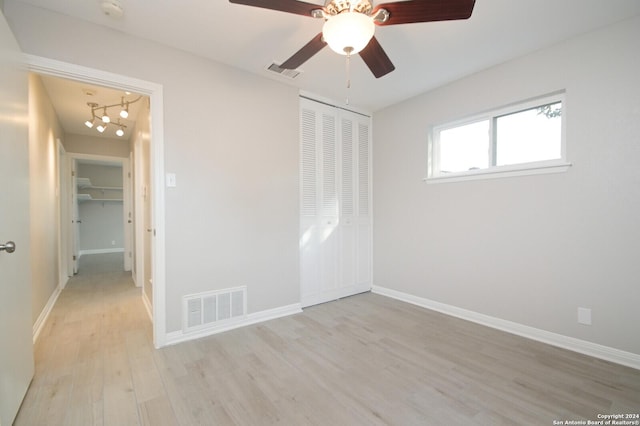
[101,0,124,19]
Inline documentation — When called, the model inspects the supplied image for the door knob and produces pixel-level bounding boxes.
[0,241,16,254]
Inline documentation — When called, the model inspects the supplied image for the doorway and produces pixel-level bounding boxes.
[27,56,167,348]
[69,155,131,275]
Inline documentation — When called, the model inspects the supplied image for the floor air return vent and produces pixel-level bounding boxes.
[183,286,247,333]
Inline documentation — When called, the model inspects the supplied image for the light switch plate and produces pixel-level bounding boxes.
[166,173,176,187]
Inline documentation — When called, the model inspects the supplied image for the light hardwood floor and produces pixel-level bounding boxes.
[15,253,640,425]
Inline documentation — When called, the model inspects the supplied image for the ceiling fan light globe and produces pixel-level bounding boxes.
[323,12,374,55]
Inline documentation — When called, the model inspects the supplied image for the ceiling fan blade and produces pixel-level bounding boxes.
[359,36,395,78]
[373,0,476,26]
[229,0,321,17]
[281,33,327,70]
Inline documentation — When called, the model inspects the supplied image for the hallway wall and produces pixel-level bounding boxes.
[28,73,64,325]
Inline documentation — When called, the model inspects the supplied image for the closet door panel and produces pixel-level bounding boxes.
[299,98,372,307]
[355,119,372,286]
[300,104,322,305]
[339,116,357,288]
[318,110,339,295]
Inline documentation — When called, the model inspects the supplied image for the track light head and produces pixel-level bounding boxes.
[102,107,110,123]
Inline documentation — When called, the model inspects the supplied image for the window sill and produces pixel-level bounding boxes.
[424,161,572,184]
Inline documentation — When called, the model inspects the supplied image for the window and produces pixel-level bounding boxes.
[427,93,570,182]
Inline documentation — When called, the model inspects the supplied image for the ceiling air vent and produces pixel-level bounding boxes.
[267,63,301,79]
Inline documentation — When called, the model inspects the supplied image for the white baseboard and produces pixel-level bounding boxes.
[372,285,640,371]
[164,303,303,347]
[33,282,63,343]
[79,248,124,256]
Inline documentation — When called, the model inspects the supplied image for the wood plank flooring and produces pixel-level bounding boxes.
[15,253,640,425]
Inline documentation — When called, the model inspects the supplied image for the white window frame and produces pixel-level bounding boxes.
[426,92,571,184]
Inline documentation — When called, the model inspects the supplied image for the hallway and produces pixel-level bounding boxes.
[14,253,171,425]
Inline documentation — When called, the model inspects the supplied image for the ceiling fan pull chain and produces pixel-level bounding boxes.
[345,48,352,104]
[346,50,351,89]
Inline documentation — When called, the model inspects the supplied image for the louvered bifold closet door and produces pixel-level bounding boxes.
[300,106,320,302]
[356,120,372,286]
[339,116,357,289]
[299,98,372,308]
[300,100,339,307]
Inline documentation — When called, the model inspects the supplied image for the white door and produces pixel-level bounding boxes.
[71,159,80,273]
[123,158,133,272]
[300,103,339,307]
[57,142,71,284]
[0,11,35,425]
[143,164,153,305]
[299,98,372,308]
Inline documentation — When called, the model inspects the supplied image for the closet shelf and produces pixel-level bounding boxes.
[76,177,122,191]
[76,177,92,188]
[77,194,123,202]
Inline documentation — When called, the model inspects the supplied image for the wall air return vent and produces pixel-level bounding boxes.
[267,62,301,79]
[182,286,247,333]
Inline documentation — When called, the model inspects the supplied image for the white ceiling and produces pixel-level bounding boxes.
[19,0,640,121]
[39,75,145,141]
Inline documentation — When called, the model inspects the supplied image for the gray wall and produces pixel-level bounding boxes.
[372,16,640,355]
[64,133,130,158]
[5,1,300,333]
[28,73,63,325]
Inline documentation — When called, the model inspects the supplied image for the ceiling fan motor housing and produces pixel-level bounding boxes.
[325,0,373,16]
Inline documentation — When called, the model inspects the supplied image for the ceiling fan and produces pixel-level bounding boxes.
[229,0,476,78]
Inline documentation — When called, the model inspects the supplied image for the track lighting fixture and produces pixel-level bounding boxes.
[83,95,141,138]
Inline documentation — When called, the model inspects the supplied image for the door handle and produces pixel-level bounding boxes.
[0,241,16,254]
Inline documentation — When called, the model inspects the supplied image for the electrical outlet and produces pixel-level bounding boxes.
[111,240,116,246]
[578,307,592,325]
